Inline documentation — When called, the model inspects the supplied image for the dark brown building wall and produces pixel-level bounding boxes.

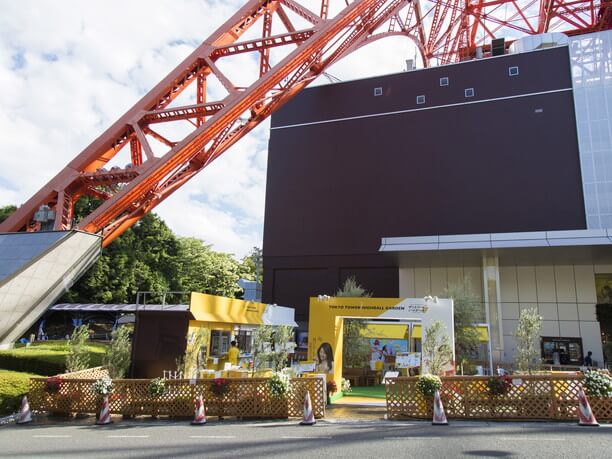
[263,256,398,323]
[263,46,585,321]
[130,312,189,379]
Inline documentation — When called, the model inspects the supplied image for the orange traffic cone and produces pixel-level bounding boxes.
[577,389,599,427]
[191,395,207,425]
[96,395,112,425]
[16,396,32,424]
[299,391,316,425]
[432,390,448,425]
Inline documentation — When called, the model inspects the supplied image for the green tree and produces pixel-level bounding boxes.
[104,326,132,378]
[183,327,211,379]
[0,205,16,224]
[239,247,262,283]
[337,277,371,369]
[514,308,542,373]
[422,320,453,376]
[62,213,182,303]
[66,325,91,373]
[252,325,294,372]
[443,277,483,374]
[177,237,242,297]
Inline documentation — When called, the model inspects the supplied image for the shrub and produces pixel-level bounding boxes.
[66,325,91,373]
[0,341,106,376]
[487,375,512,396]
[341,378,352,393]
[327,380,338,395]
[104,327,131,379]
[0,369,39,415]
[148,377,167,397]
[416,374,442,397]
[584,370,612,398]
[268,371,291,399]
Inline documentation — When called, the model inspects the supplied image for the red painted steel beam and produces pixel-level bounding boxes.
[2,0,610,243]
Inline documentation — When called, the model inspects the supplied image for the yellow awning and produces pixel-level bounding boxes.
[189,292,266,325]
[411,325,488,342]
[360,324,408,339]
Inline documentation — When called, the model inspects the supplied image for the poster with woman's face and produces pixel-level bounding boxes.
[315,342,334,373]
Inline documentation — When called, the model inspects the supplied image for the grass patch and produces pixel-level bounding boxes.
[0,369,41,415]
[344,384,386,399]
[0,340,108,376]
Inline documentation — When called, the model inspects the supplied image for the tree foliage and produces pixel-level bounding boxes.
[58,210,254,303]
[253,325,294,372]
[336,276,371,298]
[337,277,371,368]
[444,276,483,371]
[239,247,263,283]
[104,326,132,378]
[182,327,211,379]
[422,320,453,376]
[514,308,542,373]
[0,205,16,224]
[66,325,91,373]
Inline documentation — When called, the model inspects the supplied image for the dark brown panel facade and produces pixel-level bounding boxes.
[263,46,585,322]
[130,312,189,379]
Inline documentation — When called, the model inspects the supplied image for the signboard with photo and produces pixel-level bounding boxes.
[395,352,421,368]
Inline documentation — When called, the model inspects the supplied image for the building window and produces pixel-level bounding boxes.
[210,330,231,356]
[374,87,383,96]
[416,95,425,105]
[541,337,584,366]
[509,66,519,76]
[440,77,449,87]
[465,88,475,98]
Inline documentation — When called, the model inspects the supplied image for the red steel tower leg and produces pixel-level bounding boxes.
[1,0,609,245]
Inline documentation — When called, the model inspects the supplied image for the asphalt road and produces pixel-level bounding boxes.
[1,418,610,458]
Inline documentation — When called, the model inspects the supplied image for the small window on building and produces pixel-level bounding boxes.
[374,87,383,96]
[509,66,519,76]
[416,95,426,105]
[440,77,449,87]
[465,88,475,98]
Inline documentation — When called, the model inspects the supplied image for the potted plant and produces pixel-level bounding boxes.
[268,371,291,418]
[416,374,442,417]
[583,370,612,417]
[91,376,114,419]
[487,375,512,396]
[148,377,167,418]
[327,380,338,404]
[210,378,230,419]
[341,378,352,394]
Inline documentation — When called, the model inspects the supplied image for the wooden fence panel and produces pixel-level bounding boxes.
[29,376,325,419]
[386,375,612,421]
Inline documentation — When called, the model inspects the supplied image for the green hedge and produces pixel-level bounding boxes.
[0,341,107,376]
[0,370,40,415]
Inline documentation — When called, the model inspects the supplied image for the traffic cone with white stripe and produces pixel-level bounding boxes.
[16,396,32,424]
[299,391,316,425]
[96,395,112,425]
[432,390,448,425]
[191,395,207,425]
[577,389,599,427]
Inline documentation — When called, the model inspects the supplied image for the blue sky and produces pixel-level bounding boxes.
[0,1,415,257]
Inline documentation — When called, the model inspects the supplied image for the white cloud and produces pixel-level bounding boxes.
[0,1,417,258]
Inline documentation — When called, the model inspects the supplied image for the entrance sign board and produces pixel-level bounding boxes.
[308,296,455,389]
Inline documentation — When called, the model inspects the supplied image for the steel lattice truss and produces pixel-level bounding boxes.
[1,0,610,246]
